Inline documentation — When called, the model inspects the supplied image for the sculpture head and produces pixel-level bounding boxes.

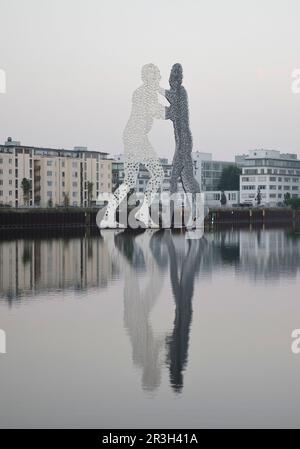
[169,63,183,89]
[141,63,161,89]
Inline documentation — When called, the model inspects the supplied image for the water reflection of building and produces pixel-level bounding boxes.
[2,229,300,301]
[238,229,300,280]
[0,237,118,299]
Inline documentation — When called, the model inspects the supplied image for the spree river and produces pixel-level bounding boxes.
[1,227,300,428]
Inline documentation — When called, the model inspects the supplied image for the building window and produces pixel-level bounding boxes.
[47,191,52,197]
[47,160,52,166]
[47,171,52,176]
[242,185,255,190]
[47,181,52,187]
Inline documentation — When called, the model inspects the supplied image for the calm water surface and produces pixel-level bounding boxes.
[1,227,300,428]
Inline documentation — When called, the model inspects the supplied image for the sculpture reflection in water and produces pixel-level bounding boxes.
[165,231,207,393]
[101,229,168,392]
[100,229,207,393]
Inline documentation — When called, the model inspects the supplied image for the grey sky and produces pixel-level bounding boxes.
[1,0,300,161]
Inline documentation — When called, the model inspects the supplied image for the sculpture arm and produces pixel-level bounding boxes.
[158,87,171,103]
[149,99,166,120]
[165,106,173,120]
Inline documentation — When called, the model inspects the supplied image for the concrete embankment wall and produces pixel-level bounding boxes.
[0,207,299,230]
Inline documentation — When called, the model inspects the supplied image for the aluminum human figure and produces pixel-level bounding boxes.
[100,64,165,228]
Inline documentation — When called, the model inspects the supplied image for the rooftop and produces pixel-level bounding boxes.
[1,137,109,157]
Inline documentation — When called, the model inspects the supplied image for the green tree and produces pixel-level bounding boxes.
[21,178,31,206]
[287,197,300,209]
[256,188,261,206]
[220,191,227,206]
[218,165,241,191]
[63,192,69,207]
[48,197,53,208]
[284,192,291,205]
[87,181,94,207]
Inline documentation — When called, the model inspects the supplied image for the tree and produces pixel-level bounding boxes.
[48,197,53,208]
[87,181,94,207]
[288,197,300,209]
[218,165,241,191]
[21,178,31,206]
[284,192,291,205]
[220,191,227,206]
[256,187,261,206]
[63,192,69,207]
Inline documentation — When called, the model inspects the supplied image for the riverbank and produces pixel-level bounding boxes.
[0,206,299,230]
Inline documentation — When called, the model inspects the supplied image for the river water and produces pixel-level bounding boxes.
[1,227,300,428]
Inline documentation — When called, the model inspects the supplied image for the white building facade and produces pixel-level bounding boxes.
[239,149,300,206]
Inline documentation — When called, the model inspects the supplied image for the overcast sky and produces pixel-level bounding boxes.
[1,0,300,161]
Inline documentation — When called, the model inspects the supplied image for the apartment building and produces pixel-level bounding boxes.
[238,149,300,206]
[0,138,111,207]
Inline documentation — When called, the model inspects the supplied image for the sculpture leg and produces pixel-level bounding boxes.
[136,156,164,228]
[181,155,200,227]
[100,159,139,228]
[170,153,183,195]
